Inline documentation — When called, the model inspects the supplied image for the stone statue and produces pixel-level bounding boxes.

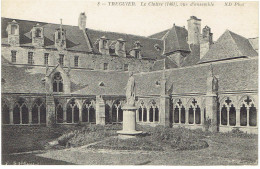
[125,72,136,106]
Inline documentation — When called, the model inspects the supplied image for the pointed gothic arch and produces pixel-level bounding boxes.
[53,72,63,92]
[66,99,79,123]
[2,99,10,124]
[82,99,96,123]
[13,98,29,124]
[112,100,123,123]
[32,98,46,124]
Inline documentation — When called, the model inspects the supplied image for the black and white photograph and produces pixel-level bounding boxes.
[0,0,258,165]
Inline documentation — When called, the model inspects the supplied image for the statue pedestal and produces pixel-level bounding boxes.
[117,105,142,138]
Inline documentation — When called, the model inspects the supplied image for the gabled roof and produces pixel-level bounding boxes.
[1,17,92,53]
[85,28,164,59]
[199,30,258,63]
[163,25,190,55]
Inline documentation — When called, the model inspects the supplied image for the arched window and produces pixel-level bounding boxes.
[149,106,154,122]
[53,72,63,92]
[240,104,247,126]
[105,104,111,123]
[66,99,79,123]
[181,106,185,124]
[155,107,159,122]
[239,96,257,127]
[221,105,227,125]
[2,100,10,124]
[82,100,96,123]
[138,107,142,122]
[32,98,46,124]
[55,100,63,123]
[174,106,179,123]
[112,100,123,123]
[35,29,41,37]
[138,101,147,122]
[249,104,257,126]
[195,105,201,124]
[188,99,199,124]
[189,106,194,124]
[229,104,236,126]
[13,98,28,124]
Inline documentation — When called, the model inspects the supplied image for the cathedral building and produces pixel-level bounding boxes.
[1,13,258,134]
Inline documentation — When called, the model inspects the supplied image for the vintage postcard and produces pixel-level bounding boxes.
[1,0,258,165]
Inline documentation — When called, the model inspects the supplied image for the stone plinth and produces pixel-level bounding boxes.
[117,105,142,137]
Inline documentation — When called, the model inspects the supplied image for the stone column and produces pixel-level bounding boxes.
[9,109,14,124]
[46,95,56,127]
[205,95,218,132]
[159,95,170,126]
[96,95,105,125]
[205,65,218,132]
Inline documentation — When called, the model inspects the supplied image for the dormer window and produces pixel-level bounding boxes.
[115,38,126,57]
[98,36,109,55]
[32,24,44,47]
[55,27,66,49]
[6,20,20,46]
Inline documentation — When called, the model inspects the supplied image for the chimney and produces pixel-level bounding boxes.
[187,16,201,45]
[78,12,86,30]
[200,26,213,59]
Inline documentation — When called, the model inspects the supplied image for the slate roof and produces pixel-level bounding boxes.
[151,57,178,71]
[1,17,92,53]
[148,29,169,40]
[2,61,129,95]
[85,28,164,59]
[134,57,258,96]
[199,30,258,63]
[1,17,163,59]
[163,25,190,55]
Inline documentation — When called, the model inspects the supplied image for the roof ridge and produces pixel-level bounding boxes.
[86,28,163,41]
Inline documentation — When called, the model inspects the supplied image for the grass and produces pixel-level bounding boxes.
[55,124,121,148]
[2,124,258,165]
[88,125,209,151]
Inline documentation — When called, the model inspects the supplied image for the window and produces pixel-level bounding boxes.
[44,53,49,65]
[135,50,139,58]
[35,29,41,37]
[11,25,17,35]
[28,52,33,65]
[59,54,64,66]
[11,50,16,63]
[103,40,107,48]
[53,72,63,92]
[124,64,129,71]
[104,63,108,70]
[74,56,79,67]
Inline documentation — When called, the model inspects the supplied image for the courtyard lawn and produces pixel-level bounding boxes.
[2,124,258,165]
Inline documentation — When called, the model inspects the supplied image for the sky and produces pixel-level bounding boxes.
[1,0,259,41]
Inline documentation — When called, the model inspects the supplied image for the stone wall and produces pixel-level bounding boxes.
[1,46,154,72]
